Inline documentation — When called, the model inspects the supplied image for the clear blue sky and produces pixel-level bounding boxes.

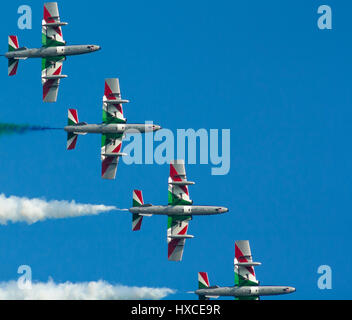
[0,0,350,299]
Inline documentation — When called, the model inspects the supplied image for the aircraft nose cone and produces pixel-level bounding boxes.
[284,287,296,293]
[153,125,162,131]
[217,207,228,213]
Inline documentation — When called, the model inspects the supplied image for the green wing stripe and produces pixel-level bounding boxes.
[168,191,193,206]
[41,56,65,71]
[167,215,191,229]
[101,133,123,148]
[102,110,126,124]
[235,273,259,287]
[42,34,65,48]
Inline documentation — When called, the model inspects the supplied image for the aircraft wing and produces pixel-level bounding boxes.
[42,2,66,47]
[167,216,192,261]
[41,57,66,102]
[234,240,260,287]
[168,160,194,205]
[102,78,128,124]
[101,133,124,179]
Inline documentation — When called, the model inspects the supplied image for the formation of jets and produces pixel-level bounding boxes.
[3,2,296,300]
[194,241,296,300]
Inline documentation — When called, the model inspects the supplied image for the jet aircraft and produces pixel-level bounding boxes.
[129,159,229,261]
[194,240,296,300]
[64,78,161,179]
[5,2,100,102]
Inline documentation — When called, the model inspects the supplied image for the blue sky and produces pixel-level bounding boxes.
[0,0,350,299]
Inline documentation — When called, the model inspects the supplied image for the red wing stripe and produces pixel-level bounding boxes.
[43,79,55,99]
[104,82,115,100]
[170,164,181,181]
[168,239,180,258]
[43,5,54,23]
[235,243,255,276]
[102,157,114,177]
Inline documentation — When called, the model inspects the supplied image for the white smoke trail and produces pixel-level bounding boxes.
[0,193,123,224]
[0,279,175,300]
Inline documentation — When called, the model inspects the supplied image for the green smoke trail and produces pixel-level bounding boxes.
[0,123,60,137]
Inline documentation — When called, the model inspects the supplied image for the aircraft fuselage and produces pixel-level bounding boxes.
[64,123,161,134]
[129,205,229,216]
[5,45,100,59]
[195,285,296,298]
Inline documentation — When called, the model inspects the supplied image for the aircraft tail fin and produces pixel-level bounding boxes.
[8,58,19,76]
[132,190,144,231]
[68,109,79,125]
[132,190,144,207]
[198,272,210,300]
[8,36,19,76]
[198,272,210,289]
[66,109,79,150]
[8,35,19,52]
[67,132,78,150]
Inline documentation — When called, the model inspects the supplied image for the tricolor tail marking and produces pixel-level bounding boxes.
[66,109,78,150]
[8,36,19,76]
[198,272,210,289]
[8,59,19,76]
[8,35,19,52]
[132,190,144,231]
[68,109,79,125]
